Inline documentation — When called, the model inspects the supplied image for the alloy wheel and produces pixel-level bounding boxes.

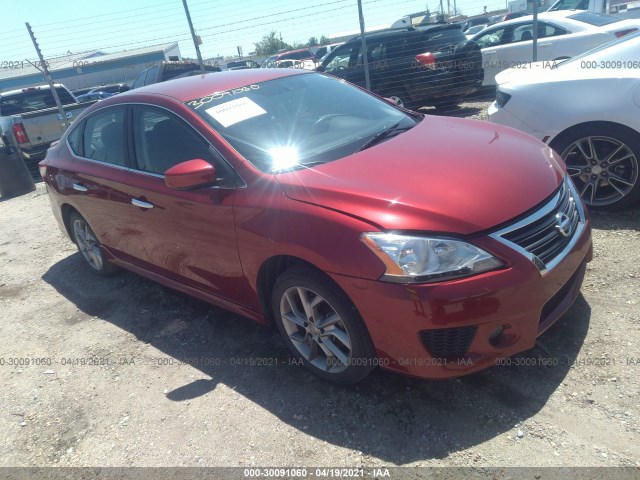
[279,286,353,373]
[562,135,638,207]
[73,218,103,271]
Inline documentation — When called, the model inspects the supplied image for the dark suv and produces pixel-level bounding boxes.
[316,25,483,109]
[132,62,221,89]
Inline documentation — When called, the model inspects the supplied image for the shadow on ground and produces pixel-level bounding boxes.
[589,205,640,232]
[43,253,590,464]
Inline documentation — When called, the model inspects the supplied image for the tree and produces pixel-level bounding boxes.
[254,31,292,56]
[307,37,318,47]
[319,35,330,45]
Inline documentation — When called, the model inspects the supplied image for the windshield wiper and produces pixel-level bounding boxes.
[357,123,414,152]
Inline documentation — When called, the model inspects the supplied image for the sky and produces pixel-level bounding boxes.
[0,0,507,63]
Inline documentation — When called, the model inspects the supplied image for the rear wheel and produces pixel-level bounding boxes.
[70,212,117,276]
[550,124,640,209]
[272,266,376,384]
[386,87,419,111]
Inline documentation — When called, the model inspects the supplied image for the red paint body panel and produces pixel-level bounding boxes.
[277,117,565,234]
[40,69,593,380]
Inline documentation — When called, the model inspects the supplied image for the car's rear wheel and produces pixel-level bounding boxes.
[551,124,640,210]
[386,87,419,111]
[272,266,376,384]
[70,211,117,276]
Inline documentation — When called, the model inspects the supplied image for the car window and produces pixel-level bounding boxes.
[323,44,360,72]
[132,71,146,89]
[82,106,127,166]
[474,27,508,47]
[511,22,566,41]
[132,106,215,175]
[144,65,159,85]
[66,121,83,156]
[0,87,76,115]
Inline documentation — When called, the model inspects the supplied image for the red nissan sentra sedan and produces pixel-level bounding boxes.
[40,69,592,384]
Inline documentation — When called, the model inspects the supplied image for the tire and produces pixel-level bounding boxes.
[272,266,376,385]
[433,97,461,111]
[69,211,117,276]
[550,123,640,210]
[386,88,419,111]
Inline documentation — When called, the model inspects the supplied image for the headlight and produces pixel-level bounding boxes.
[495,90,511,108]
[361,233,504,283]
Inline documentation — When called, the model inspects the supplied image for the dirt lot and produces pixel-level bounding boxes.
[1,99,639,473]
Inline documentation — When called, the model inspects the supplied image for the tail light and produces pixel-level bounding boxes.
[11,123,29,144]
[615,28,637,38]
[415,52,436,70]
[38,160,47,179]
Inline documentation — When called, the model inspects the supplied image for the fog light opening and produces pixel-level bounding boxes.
[488,325,505,347]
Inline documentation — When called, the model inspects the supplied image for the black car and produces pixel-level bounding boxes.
[225,60,261,70]
[132,62,221,89]
[88,83,130,94]
[316,25,483,109]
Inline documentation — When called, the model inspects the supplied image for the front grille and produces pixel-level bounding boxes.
[492,177,585,274]
[420,326,477,359]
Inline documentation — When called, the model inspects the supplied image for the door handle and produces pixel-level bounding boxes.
[72,183,88,192]
[484,51,497,55]
[131,198,154,209]
[538,43,552,48]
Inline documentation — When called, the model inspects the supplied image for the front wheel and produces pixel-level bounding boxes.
[272,267,376,384]
[550,124,640,210]
[70,212,117,276]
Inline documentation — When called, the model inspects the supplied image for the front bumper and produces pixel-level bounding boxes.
[487,102,550,142]
[329,201,592,380]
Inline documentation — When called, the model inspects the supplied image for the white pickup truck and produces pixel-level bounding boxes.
[0,84,95,175]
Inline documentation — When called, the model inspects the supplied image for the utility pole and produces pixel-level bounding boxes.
[532,0,539,61]
[357,0,371,91]
[182,0,205,71]
[25,23,70,129]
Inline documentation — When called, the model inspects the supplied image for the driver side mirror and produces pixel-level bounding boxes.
[164,159,217,190]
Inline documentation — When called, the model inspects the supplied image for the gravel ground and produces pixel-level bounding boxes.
[1,99,639,473]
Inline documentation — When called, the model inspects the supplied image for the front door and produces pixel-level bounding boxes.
[124,105,247,303]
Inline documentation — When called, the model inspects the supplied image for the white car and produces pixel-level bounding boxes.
[465,24,489,39]
[470,10,640,85]
[487,32,640,209]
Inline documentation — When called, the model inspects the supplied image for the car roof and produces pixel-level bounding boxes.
[118,68,310,102]
[347,25,457,42]
[481,10,587,27]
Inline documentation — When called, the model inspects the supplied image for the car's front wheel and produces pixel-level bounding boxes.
[70,211,117,276]
[272,266,376,384]
[551,123,640,210]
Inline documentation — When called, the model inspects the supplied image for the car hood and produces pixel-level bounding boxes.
[275,116,565,235]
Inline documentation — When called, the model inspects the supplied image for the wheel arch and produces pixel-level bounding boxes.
[256,255,340,325]
[60,203,80,242]
[549,120,640,152]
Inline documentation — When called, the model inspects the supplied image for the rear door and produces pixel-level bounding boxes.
[64,105,139,261]
[473,24,509,85]
[124,105,247,302]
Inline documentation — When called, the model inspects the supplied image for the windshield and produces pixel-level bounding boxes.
[186,73,419,173]
[569,11,622,26]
